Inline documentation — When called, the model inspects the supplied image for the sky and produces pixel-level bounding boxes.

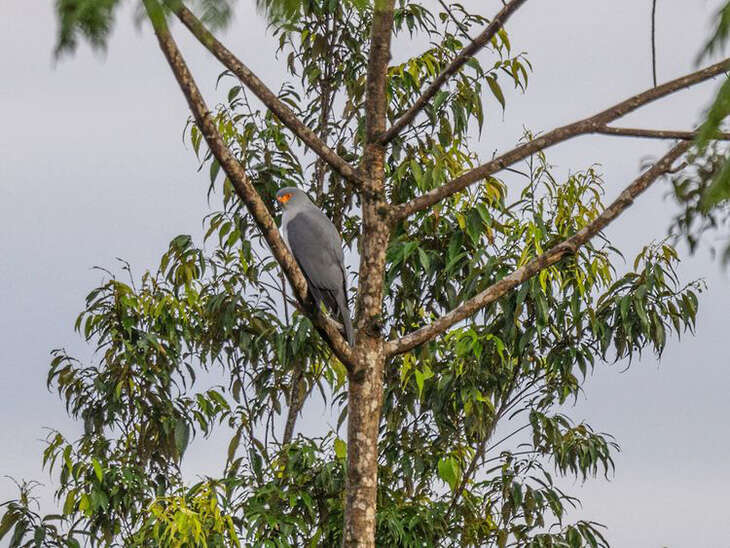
[1,1,729,546]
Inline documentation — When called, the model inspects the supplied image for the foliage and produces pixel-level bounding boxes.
[698,1,730,64]
[688,2,730,215]
[54,0,237,56]
[668,144,730,264]
[133,483,241,547]
[4,1,707,547]
[255,0,370,25]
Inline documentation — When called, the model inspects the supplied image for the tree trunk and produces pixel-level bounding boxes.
[344,149,392,545]
[343,340,385,547]
[343,1,394,545]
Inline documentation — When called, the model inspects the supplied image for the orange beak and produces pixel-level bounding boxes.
[277,193,292,204]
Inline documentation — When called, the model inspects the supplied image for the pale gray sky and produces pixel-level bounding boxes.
[1,1,729,547]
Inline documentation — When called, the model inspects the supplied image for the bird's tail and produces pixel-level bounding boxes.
[336,292,355,346]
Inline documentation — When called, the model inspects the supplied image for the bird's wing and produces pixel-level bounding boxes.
[285,208,354,344]
[285,210,345,295]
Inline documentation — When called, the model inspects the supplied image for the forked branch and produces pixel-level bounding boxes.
[170,3,362,185]
[385,141,692,356]
[394,58,730,220]
[379,0,529,144]
[142,0,355,368]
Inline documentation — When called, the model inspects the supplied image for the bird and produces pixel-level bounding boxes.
[276,187,355,346]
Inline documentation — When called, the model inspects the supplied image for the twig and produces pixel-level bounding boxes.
[282,361,305,446]
[438,0,473,41]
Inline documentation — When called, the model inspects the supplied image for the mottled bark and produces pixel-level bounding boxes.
[343,0,396,546]
[343,341,385,548]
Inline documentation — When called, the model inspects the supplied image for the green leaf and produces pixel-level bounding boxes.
[698,2,730,63]
[701,153,730,209]
[9,521,27,548]
[174,418,191,458]
[437,456,460,490]
[209,157,221,185]
[62,490,77,515]
[92,458,103,482]
[487,75,505,109]
[433,90,449,112]
[413,365,433,398]
[334,438,347,460]
[33,526,45,548]
[0,510,19,539]
[417,247,430,272]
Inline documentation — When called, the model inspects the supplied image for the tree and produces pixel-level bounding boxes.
[1,0,726,546]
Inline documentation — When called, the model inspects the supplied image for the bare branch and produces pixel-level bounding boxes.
[598,126,730,140]
[394,58,730,220]
[170,3,362,186]
[142,0,355,369]
[378,0,528,144]
[385,141,691,356]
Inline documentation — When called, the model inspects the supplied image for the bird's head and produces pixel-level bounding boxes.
[276,187,308,209]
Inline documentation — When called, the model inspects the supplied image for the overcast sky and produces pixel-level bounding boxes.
[1,1,729,546]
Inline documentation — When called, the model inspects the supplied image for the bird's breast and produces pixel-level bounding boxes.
[278,213,286,246]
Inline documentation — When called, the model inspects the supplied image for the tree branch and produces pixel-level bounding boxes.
[170,3,362,186]
[385,141,691,356]
[282,360,305,446]
[378,0,528,144]
[598,126,730,140]
[393,58,730,220]
[142,0,355,369]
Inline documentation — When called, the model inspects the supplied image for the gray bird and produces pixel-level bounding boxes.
[276,187,355,346]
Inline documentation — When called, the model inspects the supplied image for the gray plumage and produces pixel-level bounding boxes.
[276,187,354,346]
